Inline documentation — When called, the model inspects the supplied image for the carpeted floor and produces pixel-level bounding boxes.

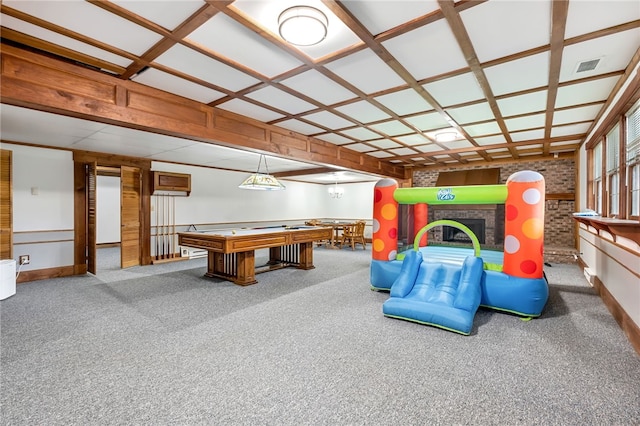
[1,246,638,425]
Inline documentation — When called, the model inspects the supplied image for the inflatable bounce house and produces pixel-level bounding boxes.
[371,170,549,335]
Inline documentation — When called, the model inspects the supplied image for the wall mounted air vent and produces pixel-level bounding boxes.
[575,58,601,73]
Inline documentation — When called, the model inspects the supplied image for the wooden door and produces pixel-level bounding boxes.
[0,150,12,259]
[87,162,97,274]
[120,166,141,268]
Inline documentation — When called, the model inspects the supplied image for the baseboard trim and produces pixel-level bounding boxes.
[577,259,640,356]
[16,265,77,284]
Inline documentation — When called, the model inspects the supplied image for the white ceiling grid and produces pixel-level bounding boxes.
[0,0,638,183]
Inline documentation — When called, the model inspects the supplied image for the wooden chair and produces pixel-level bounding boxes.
[339,221,366,250]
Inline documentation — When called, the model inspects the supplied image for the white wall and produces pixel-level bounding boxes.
[97,175,120,244]
[4,144,379,271]
[4,143,75,270]
[151,162,376,228]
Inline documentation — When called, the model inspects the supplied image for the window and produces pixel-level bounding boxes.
[606,124,620,216]
[627,100,640,218]
[593,142,603,214]
[588,98,640,220]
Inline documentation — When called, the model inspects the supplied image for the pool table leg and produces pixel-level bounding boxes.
[298,242,315,270]
[207,251,257,286]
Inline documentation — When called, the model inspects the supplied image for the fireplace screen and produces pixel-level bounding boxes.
[443,218,485,244]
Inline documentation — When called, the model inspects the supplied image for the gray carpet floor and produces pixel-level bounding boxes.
[1,246,639,425]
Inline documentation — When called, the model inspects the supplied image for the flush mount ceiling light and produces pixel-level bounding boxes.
[238,154,286,191]
[434,130,460,143]
[278,6,328,46]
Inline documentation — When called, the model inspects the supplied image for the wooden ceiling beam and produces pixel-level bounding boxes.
[0,42,405,180]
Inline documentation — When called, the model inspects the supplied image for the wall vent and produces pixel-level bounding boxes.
[575,58,601,73]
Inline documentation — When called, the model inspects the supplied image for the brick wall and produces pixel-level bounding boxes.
[412,159,577,262]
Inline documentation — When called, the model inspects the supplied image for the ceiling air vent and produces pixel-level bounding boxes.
[575,58,601,73]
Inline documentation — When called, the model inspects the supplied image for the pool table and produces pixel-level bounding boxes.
[177,225,333,285]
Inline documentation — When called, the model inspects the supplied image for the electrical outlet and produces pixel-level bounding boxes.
[19,255,30,265]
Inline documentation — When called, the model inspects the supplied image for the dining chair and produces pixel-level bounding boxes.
[339,221,366,250]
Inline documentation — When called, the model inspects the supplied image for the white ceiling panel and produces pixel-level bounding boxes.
[325,49,406,94]
[510,129,545,142]
[474,135,508,146]
[281,70,357,105]
[1,105,105,136]
[346,143,376,153]
[217,99,285,122]
[553,104,603,126]
[132,68,226,104]
[367,151,394,158]
[446,102,495,125]
[485,52,550,96]
[497,91,548,117]
[340,127,381,141]
[303,111,354,129]
[423,73,485,107]
[335,101,391,123]
[505,113,546,132]
[111,0,205,31]
[555,76,619,108]
[460,0,551,63]
[246,86,316,115]
[369,121,413,136]
[186,14,303,78]
[154,44,259,91]
[383,18,468,81]
[3,0,162,55]
[73,135,168,157]
[396,134,431,146]
[275,120,324,135]
[343,0,439,35]
[560,29,640,83]
[368,139,402,149]
[374,89,435,116]
[565,0,640,38]
[415,144,442,153]
[463,122,501,138]
[315,133,354,145]
[149,142,245,166]
[389,147,419,156]
[0,14,133,69]
[551,122,592,138]
[405,112,450,131]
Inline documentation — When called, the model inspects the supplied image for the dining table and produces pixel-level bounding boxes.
[315,221,358,248]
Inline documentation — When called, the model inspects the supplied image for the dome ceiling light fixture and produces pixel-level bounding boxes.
[278,6,328,46]
[434,130,460,143]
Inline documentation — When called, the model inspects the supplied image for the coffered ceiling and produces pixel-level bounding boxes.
[1,0,639,183]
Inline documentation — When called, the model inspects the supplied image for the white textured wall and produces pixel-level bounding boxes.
[10,144,73,231]
[150,162,376,227]
[578,226,640,328]
[5,143,75,270]
[5,144,377,270]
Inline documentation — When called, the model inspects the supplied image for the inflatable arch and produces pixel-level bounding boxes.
[371,170,549,318]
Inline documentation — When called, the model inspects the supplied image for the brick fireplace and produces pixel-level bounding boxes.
[429,205,504,249]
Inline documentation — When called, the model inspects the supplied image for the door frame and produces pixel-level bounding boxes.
[73,152,152,274]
